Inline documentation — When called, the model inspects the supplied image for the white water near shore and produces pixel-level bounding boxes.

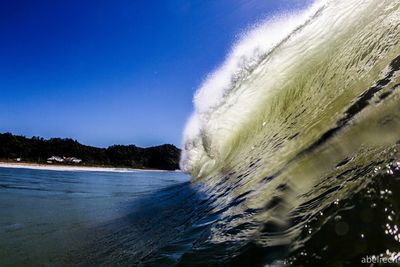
[0,162,177,173]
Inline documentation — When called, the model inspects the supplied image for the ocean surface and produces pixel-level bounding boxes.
[0,168,190,266]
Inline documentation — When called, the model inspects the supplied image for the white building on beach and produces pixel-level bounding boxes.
[47,156,82,164]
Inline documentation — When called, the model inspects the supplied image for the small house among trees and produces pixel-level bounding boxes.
[47,156,82,164]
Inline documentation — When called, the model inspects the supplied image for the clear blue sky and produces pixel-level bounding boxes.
[0,0,312,148]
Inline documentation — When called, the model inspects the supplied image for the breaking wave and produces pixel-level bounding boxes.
[170,0,400,265]
[181,0,400,177]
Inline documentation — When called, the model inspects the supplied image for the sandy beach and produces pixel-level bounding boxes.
[0,162,175,173]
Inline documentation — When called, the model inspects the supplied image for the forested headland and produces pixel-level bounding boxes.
[0,133,181,170]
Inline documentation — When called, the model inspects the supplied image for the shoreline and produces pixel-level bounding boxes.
[0,162,178,173]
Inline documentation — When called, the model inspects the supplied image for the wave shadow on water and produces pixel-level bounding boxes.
[65,181,216,267]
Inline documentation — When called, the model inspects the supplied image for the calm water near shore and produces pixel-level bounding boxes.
[0,167,189,266]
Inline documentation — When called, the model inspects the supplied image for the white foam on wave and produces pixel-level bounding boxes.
[194,5,322,114]
[181,0,327,174]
